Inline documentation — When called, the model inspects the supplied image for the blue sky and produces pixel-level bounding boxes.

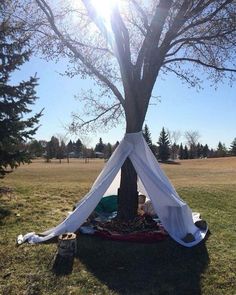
[11,56,236,149]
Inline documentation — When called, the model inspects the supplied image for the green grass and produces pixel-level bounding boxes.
[0,157,236,295]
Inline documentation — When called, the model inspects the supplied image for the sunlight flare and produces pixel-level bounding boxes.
[89,0,119,46]
[90,0,117,22]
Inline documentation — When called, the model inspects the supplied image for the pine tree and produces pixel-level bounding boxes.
[28,140,44,157]
[95,138,105,153]
[75,139,83,157]
[183,145,189,159]
[157,127,170,161]
[57,140,66,163]
[189,144,195,159]
[113,141,119,152]
[203,144,209,158]
[170,143,179,160]
[217,141,227,157]
[104,143,112,159]
[143,124,157,156]
[143,124,152,147]
[67,140,74,154]
[230,138,236,156]
[45,136,59,161]
[0,19,42,177]
[196,143,202,158]
[179,143,184,160]
[208,148,215,158]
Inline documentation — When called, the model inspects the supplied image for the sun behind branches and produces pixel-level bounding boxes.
[90,0,117,22]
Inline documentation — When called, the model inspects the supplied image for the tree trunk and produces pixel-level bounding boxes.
[116,85,150,221]
[116,94,145,221]
[117,157,138,221]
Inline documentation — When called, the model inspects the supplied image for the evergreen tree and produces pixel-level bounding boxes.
[157,127,170,161]
[217,141,227,157]
[208,148,215,158]
[188,144,195,159]
[179,143,184,160]
[196,143,202,158]
[75,139,83,157]
[183,145,189,159]
[143,124,157,156]
[89,148,95,158]
[67,140,74,154]
[95,138,105,153]
[113,141,119,152]
[230,138,236,156]
[104,143,112,159]
[143,124,152,147]
[203,144,209,158]
[0,18,42,177]
[45,136,59,161]
[57,140,66,163]
[28,140,44,157]
[170,143,179,160]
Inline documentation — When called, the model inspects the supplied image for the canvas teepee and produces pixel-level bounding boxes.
[19,132,208,247]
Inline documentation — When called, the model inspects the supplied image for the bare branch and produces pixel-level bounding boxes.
[177,0,234,37]
[169,29,236,51]
[35,0,125,107]
[126,18,146,37]
[130,0,149,32]
[70,102,123,133]
[185,131,201,147]
[82,0,135,100]
[136,0,172,79]
[164,57,236,72]
[166,41,189,57]
[9,0,236,134]
[162,65,202,88]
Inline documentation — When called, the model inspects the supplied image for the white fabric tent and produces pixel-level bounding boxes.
[20,132,208,247]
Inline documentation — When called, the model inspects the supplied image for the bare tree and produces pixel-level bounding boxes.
[167,129,182,159]
[56,133,69,163]
[185,130,201,158]
[8,0,236,221]
[185,130,201,147]
[80,134,92,163]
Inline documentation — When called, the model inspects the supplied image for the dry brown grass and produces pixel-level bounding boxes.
[8,156,236,188]
[163,156,236,188]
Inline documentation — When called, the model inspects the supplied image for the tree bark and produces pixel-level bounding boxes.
[117,157,138,221]
[116,91,148,221]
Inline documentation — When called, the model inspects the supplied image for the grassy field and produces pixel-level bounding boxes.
[0,157,236,295]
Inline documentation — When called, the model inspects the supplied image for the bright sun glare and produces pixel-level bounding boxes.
[91,0,117,21]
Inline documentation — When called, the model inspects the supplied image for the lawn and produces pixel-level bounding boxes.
[0,157,236,295]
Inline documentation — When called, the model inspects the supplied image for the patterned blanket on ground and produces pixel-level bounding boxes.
[79,214,168,243]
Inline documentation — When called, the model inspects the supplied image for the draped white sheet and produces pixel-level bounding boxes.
[20,132,207,247]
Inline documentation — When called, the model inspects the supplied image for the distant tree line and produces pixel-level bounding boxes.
[142,125,236,161]
[25,127,236,163]
[26,136,120,163]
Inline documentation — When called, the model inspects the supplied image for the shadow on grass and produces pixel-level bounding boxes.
[0,186,13,224]
[0,207,11,224]
[76,236,209,295]
[158,160,181,165]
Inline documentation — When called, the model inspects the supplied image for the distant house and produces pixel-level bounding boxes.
[68,152,83,158]
[68,152,77,158]
[95,151,104,158]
